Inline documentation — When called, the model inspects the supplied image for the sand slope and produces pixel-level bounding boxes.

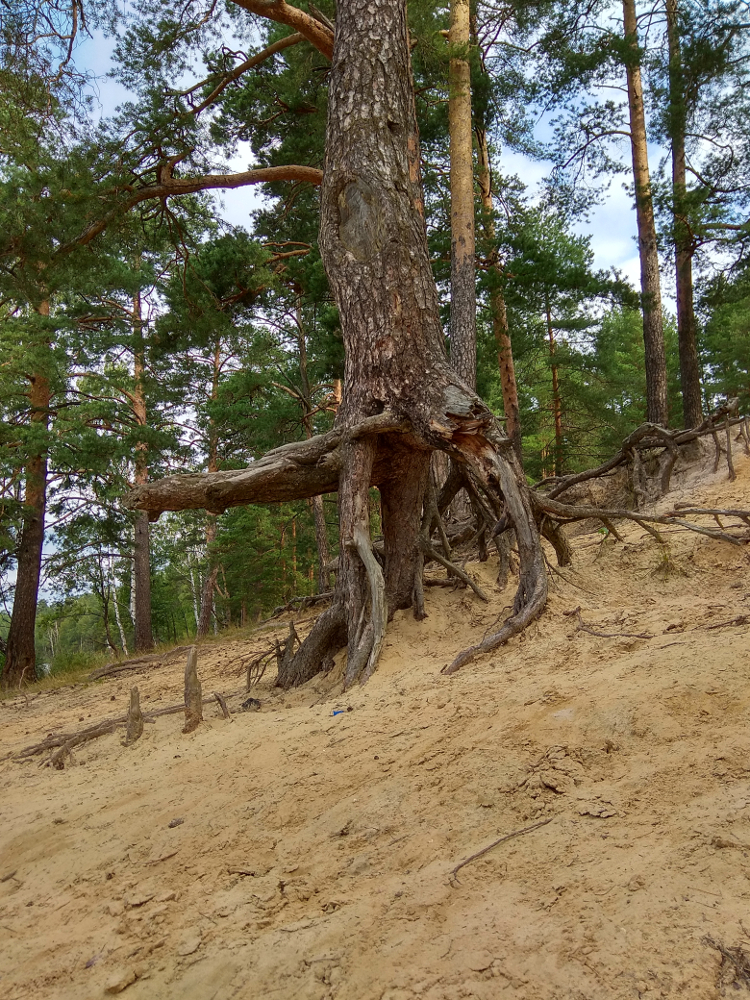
[2,451,750,1000]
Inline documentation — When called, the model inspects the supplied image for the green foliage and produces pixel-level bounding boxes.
[700,266,750,411]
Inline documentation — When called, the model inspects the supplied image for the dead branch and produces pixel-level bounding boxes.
[88,645,192,681]
[419,537,489,602]
[701,616,750,631]
[450,817,553,881]
[214,692,231,719]
[10,694,236,763]
[563,606,652,640]
[534,495,750,547]
[538,413,747,502]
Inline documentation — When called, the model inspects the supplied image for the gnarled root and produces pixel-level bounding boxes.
[441,434,548,675]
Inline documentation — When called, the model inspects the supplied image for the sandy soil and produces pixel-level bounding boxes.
[3,446,750,1000]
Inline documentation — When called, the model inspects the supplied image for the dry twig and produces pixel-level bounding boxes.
[450,817,553,881]
[563,606,653,640]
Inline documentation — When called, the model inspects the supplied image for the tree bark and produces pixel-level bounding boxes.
[448,0,476,390]
[475,125,522,461]
[197,338,222,638]
[295,305,332,593]
[132,288,154,653]
[2,342,50,689]
[666,0,703,429]
[622,0,669,427]
[545,295,564,476]
[129,0,547,686]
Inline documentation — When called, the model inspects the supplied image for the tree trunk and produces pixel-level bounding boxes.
[622,0,669,427]
[132,289,154,652]
[448,0,476,390]
[129,0,547,686]
[295,305,332,593]
[666,0,703,429]
[2,353,50,689]
[475,125,522,462]
[197,339,222,638]
[545,295,564,476]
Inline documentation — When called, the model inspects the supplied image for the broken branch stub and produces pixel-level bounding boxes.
[124,687,144,745]
[183,647,203,734]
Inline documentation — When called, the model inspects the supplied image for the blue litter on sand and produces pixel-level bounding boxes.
[332,709,345,716]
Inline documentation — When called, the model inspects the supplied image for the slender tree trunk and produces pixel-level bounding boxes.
[197,339,222,637]
[666,0,703,429]
[295,305,332,592]
[622,0,669,426]
[545,296,564,476]
[98,558,118,655]
[448,0,476,390]
[132,288,154,652]
[3,328,50,688]
[111,557,129,655]
[475,125,522,461]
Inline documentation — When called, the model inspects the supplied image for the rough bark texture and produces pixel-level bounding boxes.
[2,360,50,689]
[197,343,222,638]
[546,296,564,476]
[132,292,154,653]
[124,686,144,745]
[666,0,703,429]
[475,126,522,461]
[448,0,476,390]
[622,0,669,427]
[197,518,219,638]
[183,646,203,733]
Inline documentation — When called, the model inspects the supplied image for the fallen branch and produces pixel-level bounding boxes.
[534,496,750,547]
[419,537,489,602]
[450,817,553,881]
[563,606,652,640]
[88,645,192,681]
[701,616,750,631]
[10,693,236,762]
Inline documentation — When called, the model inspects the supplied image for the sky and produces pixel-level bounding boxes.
[76,27,647,297]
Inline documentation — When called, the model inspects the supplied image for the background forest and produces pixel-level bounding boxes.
[1,0,749,681]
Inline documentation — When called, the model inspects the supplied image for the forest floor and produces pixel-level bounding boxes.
[3,448,750,1000]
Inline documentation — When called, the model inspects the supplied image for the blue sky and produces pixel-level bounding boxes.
[77,27,645,295]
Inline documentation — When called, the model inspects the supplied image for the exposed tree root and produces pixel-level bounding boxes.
[534,495,750,547]
[88,646,192,681]
[536,408,745,503]
[419,537,489,602]
[9,693,237,764]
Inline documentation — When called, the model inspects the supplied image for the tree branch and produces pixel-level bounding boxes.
[125,411,409,517]
[231,0,334,59]
[67,165,323,250]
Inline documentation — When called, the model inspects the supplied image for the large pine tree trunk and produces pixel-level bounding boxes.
[622,0,669,427]
[666,0,703,429]
[131,0,547,686]
[2,361,50,689]
[278,0,545,686]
